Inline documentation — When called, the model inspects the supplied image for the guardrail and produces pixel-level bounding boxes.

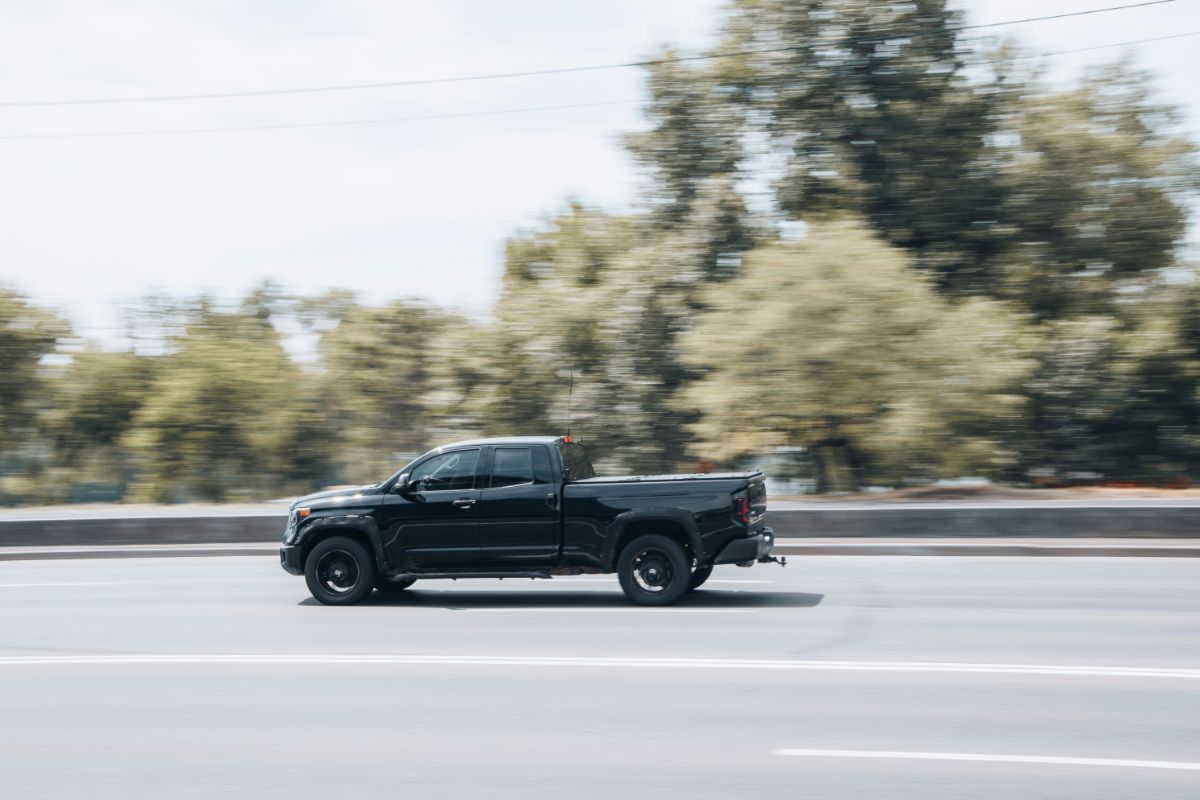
[0,504,1197,549]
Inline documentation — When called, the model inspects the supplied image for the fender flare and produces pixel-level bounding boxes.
[601,508,705,571]
[295,514,391,574]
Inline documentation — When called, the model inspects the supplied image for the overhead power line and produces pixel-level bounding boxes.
[1037,28,1200,58]
[0,0,1177,109]
[958,0,1175,30]
[2,28,1196,143]
[0,99,636,141]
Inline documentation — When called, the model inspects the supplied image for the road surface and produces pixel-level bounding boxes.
[2,555,1198,799]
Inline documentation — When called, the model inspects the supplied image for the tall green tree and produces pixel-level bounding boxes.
[489,206,638,468]
[37,349,156,500]
[702,2,1197,310]
[1018,279,1200,482]
[978,63,1198,316]
[682,219,1031,491]
[123,297,328,502]
[317,299,485,482]
[0,289,66,454]
[717,1,993,248]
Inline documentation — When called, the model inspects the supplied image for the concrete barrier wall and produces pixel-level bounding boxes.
[766,507,1200,539]
[0,514,286,548]
[0,505,1197,548]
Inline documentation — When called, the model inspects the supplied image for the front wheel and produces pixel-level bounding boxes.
[617,534,690,606]
[304,536,375,606]
[688,564,713,591]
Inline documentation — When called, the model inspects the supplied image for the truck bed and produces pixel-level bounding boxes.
[572,472,761,484]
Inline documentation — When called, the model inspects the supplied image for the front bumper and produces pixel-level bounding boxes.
[280,545,304,575]
[712,527,775,565]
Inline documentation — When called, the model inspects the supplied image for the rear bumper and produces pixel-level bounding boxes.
[713,527,775,565]
[280,545,304,575]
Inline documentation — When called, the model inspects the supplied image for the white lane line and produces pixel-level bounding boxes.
[777,541,1200,549]
[773,503,1200,510]
[0,655,1198,678]
[772,749,1200,772]
[705,580,774,584]
[459,608,754,614]
[0,582,124,588]
[559,578,773,585]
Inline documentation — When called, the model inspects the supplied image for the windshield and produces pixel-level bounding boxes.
[558,442,595,481]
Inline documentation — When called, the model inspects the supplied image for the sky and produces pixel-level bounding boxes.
[0,0,1197,343]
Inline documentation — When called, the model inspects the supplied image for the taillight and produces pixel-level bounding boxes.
[734,496,750,525]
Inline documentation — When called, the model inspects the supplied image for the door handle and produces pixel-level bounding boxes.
[452,498,476,508]
[545,493,558,510]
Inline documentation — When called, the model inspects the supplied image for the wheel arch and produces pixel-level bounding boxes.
[296,516,389,574]
[604,510,703,571]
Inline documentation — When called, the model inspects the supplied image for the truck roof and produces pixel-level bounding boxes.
[431,436,567,449]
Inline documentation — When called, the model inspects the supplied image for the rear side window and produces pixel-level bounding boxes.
[559,442,595,481]
[491,447,535,488]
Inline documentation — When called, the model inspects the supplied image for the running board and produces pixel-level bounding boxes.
[395,570,554,580]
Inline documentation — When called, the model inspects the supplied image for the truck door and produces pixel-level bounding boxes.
[378,447,482,569]
[476,444,560,566]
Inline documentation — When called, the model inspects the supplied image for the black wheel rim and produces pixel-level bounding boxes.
[632,548,675,594]
[316,549,360,595]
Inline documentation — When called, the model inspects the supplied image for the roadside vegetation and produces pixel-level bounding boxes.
[2,0,1198,501]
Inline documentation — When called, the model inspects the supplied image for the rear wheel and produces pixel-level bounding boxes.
[304,536,375,606]
[688,564,714,591]
[617,534,690,606]
[375,577,417,594]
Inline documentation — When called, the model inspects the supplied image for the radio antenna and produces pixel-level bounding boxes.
[566,368,573,438]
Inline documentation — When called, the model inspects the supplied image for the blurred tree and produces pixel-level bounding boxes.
[489,206,637,468]
[1018,280,1200,482]
[38,349,156,499]
[706,2,1197,312]
[625,54,743,226]
[123,298,329,502]
[491,197,759,474]
[716,1,995,254]
[681,219,1031,491]
[979,63,1198,317]
[316,299,485,483]
[4,3,1199,503]
[0,289,66,454]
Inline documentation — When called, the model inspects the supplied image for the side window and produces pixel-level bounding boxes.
[410,449,480,492]
[490,447,535,489]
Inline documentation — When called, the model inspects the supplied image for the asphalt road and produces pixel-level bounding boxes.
[2,556,1199,799]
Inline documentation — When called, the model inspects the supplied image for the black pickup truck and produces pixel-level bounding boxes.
[280,436,780,606]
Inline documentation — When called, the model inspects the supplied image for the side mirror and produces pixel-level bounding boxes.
[394,473,413,494]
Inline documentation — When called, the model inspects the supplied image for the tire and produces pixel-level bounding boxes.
[375,577,417,594]
[304,536,375,606]
[688,564,714,591]
[617,534,691,606]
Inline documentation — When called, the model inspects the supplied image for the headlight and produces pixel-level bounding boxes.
[283,512,299,544]
[283,507,311,544]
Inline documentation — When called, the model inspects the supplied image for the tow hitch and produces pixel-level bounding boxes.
[758,554,786,567]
